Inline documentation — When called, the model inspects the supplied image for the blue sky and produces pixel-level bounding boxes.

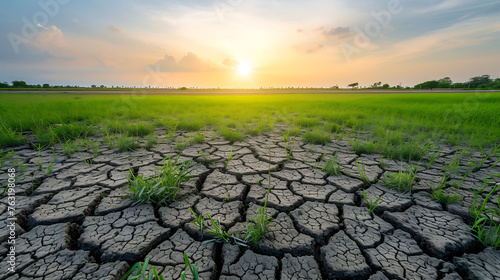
[1,0,499,87]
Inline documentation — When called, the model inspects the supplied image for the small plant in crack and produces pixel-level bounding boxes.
[355,158,371,186]
[362,189,380,214]
[470,184,500,248]
[244,150,273,246]
[426,150,440,169]
[120,257,165,280]
[117,135,139,152]
[224,147,234,169]
[105,132,116,149]
[427,174,462,205]
[190,207,205,240]
[313,152,327,170]
[80,139,100,158]
[82,157,93,167]
[382,165,417,191]
[51,147,58,162]
[471,147,494,172]
[181,252,200,280]
[379,155,386,168]
[205,213,230,243]
[444,151,461,174]
[188,131,205,145]
[244,202,273,246]
[322,153,341,176]
[198,150,214,165]
[46,162,54,174]
[62,140,79,157]
[32,143,46,171]
[124,155,195,206]
[145,134,157,151]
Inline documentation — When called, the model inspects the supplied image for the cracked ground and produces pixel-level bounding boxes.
[1,128,499,280]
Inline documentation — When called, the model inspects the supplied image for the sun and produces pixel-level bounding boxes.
[237,60,252,76]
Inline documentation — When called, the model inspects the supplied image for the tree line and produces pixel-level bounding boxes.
[345,75,500,90]
[413,75,500,89]
[0,81,81,89]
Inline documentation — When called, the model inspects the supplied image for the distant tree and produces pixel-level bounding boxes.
[436,77,452,88]
[492,78,500,89]
[99,85,105,88]
[331,85,339,89]
[91,85,97,88]
[382,83,390,89]
[42,83,50,88]
[348,82,359,89]
[469,75,492,88]
[438,77,452,84]
[0,82,10,88]
[180,87,188,90]
[414,80,439,90]
[12,80,27,88]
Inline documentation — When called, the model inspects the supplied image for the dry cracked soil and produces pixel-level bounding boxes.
[0,128,499,280]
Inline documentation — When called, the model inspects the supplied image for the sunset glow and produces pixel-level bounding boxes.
[237,60,253,76]
[1,1,499,88]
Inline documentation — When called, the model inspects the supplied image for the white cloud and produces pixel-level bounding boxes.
[150,52,221,72]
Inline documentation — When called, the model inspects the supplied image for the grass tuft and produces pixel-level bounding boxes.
[427,174,462,205]
[119,258,165,280]
[362,189,380,214]
[294,117,319,128]
[124,155,194,206]
[125,123,154,137]
[117,135,140,152]
[382,166,417,191]
[303,128,331,144]
[355,158,371,186]
[322,153,341,176]
[470,184,500,248]
[145,134,157,151]
[219,127,245,143]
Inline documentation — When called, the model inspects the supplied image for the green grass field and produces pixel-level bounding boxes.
[1,92,499,157]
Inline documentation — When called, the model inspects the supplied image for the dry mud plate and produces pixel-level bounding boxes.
[1,129,499,280]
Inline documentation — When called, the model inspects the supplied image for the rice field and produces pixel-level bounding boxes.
[1,92,499,155]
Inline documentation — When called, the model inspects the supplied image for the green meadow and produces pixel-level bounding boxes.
[1,92,499,158]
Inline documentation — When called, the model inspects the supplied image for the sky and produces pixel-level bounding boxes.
[1,0,499,88]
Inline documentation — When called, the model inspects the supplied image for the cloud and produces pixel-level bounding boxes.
[323,26,353,38]
[294,44,324,53]
[28,24,70,56]
[88,59,116,72]
[72,18,80,23]
[150,52,218,72]
[362,16,500,65]
[221,58,239,69]
[108,25,122,33]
